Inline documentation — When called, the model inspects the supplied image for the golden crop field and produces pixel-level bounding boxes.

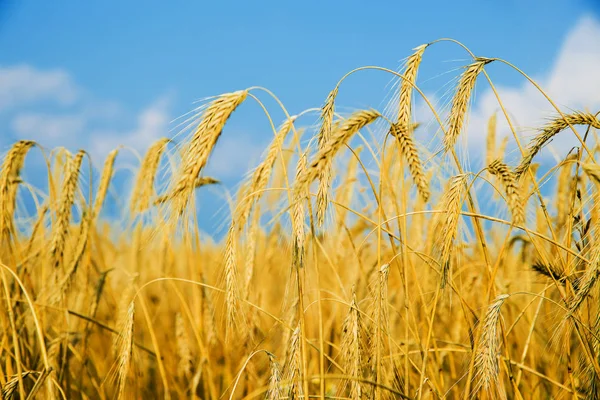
[1,41,600,399]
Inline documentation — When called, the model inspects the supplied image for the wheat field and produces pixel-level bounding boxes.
[1,41,600,399]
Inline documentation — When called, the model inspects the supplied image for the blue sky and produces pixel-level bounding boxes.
[1,0,600,234]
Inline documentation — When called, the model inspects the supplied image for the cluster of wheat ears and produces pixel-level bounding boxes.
[1,41,600,400]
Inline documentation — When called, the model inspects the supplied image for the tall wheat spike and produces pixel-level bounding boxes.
[114,301,135,400]
[93,148,119,219]
[488,159,524,225]
[390,123,430,202]
[473,294,509,395]
[339,291,366,399]
[316,89,338,227]
[49,150,85,270]
[130,138,170,214]
[444,58,492,153]
[439,174,469,287]
[295,109,380,195]
[238,116,296,229]
[515,112,600,178]
[265,353,283,400]
[224,222,240,342]
[170,90,248,215]
[292,153,307,270]
[0,140,35,247]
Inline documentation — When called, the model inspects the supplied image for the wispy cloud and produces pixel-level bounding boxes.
[0,64,78,111]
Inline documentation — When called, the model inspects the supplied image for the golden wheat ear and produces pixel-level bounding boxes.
[169,90,248,215]
[265,352,283,400]
[515,112,600,178]
[316,89,338,227]
[390,123,430,202]
[488,159,524,225]
[439,174,469,288]
[444,58,493,153]
[473,294,509,396]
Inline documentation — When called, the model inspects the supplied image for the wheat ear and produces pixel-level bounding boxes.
[295,109,380,195]
[473,294,509,395]
[316,89,338,227]
[238,116,296,229]
[283,324,303,399]
[444,58,492,153]
[224,222,240,342]
[114,301,135,400]
[488,159,524,225]
[49,150,85,270]
[170,90,248,214]
[0,140,35,244]
[439,174,469,287]
[515,112,600,178]
[339,291,366,399]
[93,148,119,219]
[486,113,497,166]
[390,123,430,202]
[265,352,283,400]
[130,138,170,214]
[292,153,307,269]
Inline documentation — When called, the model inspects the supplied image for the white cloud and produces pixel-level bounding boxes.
[12,113,86,140]
[88,96,171,160]
[0,65,78,111]
[463,15,600,164]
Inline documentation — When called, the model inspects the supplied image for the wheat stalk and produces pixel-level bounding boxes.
[444,58,492,153]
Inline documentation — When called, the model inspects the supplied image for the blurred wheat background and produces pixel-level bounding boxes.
[1,38,600,399]
[3,1,600,399]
